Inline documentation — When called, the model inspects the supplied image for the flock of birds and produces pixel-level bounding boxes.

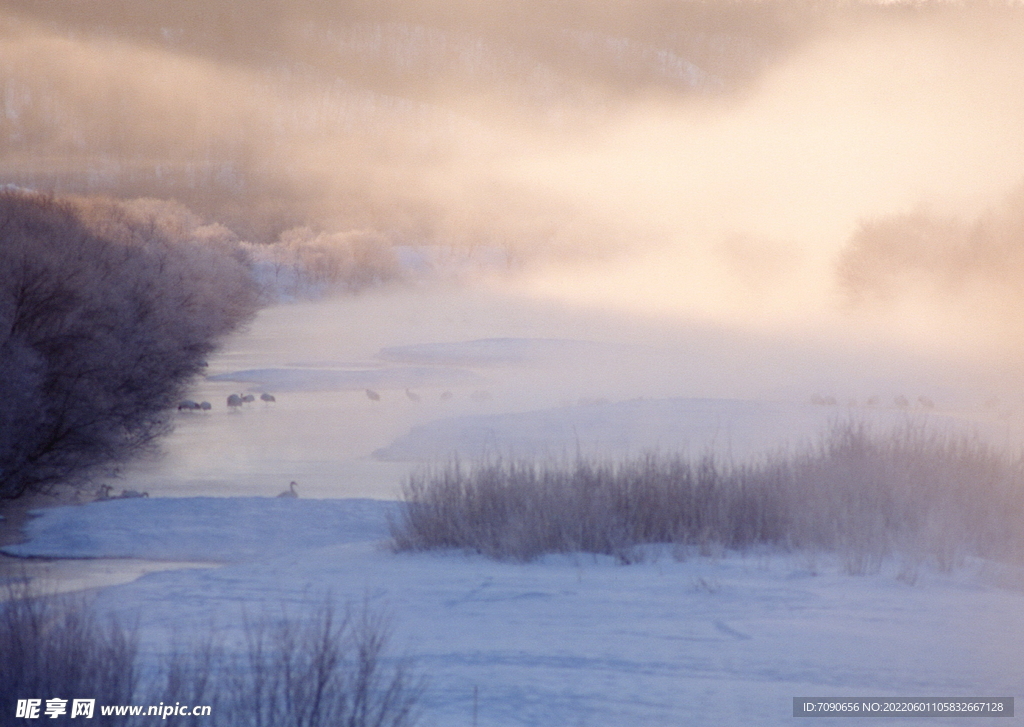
[94,483,148,500]
[181,389,960,411]
[95,480,300,501]
[811,394,936,409]
[167,386,495,504]
[138,384,1012,508]
[182,388,991,413]
[364,388,491,402]
[177,393,276,411]
[179,389,492,411]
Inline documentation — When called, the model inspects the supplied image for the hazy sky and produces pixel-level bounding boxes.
[3,1,1024,360]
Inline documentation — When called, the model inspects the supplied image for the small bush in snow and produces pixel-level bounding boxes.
[391,421,1024,569]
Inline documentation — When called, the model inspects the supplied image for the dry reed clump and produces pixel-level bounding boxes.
[0,584,421,727]
[390,421,1024,568]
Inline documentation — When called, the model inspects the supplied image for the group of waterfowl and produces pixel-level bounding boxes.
[94,484,148,500]
[364,388,490,402]
[177,393,277,411]
[810,394,936,409]
[184,388,492,407]
[177,400,211,411]
[365,388,423,401]
[96,480,300,501]
[227,392,277,408]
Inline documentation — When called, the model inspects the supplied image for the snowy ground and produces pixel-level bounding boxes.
[6,496,1024,726]
[7,286,1024,725]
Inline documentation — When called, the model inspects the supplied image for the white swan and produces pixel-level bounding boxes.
[120,489,149,498]
[277,481,299,498]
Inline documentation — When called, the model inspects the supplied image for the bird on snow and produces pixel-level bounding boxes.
[260,392,276,403]
[277,481,299,498]
[405,388,420,402]
[365,389,380,401]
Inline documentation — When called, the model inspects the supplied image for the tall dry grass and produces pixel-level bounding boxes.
[0,584,421,727]
[156,599,422,727]
[391,421,1024,570]
[0,581,138,726]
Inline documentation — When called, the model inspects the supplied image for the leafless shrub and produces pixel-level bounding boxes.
[391,421,1024,569]
[153,599,422,727]
[0,579,139,727]
[0,583,421,727]
[0,189,259,499]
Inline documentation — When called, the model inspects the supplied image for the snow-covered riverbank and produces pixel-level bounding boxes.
[5,495,1023,726]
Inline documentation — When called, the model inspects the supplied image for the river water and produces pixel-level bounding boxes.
[114,277,1024,501]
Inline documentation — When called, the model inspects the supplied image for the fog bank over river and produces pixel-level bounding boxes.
[118,278,1024,500]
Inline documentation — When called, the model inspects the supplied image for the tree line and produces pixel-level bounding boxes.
[0,189,259,500]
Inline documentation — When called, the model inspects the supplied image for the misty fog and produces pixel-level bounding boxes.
[9,4,1024,724]
[4,0,1024,496]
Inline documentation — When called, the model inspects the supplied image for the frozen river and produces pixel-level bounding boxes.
[117,279,1024,501]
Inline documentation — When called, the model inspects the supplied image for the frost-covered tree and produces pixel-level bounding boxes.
[0,190,258,499]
